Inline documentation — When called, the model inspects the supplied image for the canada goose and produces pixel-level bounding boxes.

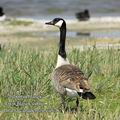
[0,7,6,21]
[45,18,95,110]
[75,9,90,21]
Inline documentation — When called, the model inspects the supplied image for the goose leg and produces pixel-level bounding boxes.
[60,94,67,110]
[76,97,79,111]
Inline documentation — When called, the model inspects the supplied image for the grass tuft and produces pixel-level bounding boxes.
[0,45,120,119]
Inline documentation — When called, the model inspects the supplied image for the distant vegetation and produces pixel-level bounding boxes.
[47,7,65,14]
[7,19,33,26]
[0,45,120,119]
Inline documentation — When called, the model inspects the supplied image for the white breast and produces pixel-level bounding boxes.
[55,55,69,68]
[55,20,63,27]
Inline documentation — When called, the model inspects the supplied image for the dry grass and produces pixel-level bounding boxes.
[0,45,120,120]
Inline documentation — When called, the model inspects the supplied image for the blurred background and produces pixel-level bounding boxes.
[0,0,120,47]
[0,0,120,19]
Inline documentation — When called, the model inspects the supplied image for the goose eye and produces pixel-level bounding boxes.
[54,19,58,22]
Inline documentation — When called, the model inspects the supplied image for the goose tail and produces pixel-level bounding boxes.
[78,92,96,100]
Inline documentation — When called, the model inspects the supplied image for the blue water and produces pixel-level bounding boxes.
[0,0,120,19]
[44,30,120,39]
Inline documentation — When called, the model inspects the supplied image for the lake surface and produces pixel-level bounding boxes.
[44,30,120,39]
[0,0,120,19]
[1,0,120,39]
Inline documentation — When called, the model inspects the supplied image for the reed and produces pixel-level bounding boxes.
[0,45,120,120]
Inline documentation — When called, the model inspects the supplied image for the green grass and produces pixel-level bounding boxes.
[7,19,33,26]
[0,45,120,120]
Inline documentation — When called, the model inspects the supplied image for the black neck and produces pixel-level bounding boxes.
[0,12,4,16]
[58,21,66,59]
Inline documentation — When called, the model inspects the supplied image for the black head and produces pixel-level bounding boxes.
[84,9,89,14]
[45,18,65,28]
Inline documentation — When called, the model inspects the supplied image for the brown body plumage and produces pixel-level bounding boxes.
[45,18,95,111]
[52,64,90,94]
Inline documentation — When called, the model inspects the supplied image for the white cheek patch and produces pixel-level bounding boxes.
[0,15,6,21]
[55,20,63,27]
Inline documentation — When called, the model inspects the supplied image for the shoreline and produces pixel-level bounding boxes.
[0,17,120,49]
[13,16,120,30]
[15,16,120,22]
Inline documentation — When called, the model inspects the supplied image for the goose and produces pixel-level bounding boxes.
[45,18,95,110]
[75,9,90,21]
[0,7,6,21]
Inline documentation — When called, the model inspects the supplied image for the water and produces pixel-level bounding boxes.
[90,30,120,39]
[45,30,120,39]
[0,0,120,19]
[1,0,120,39]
